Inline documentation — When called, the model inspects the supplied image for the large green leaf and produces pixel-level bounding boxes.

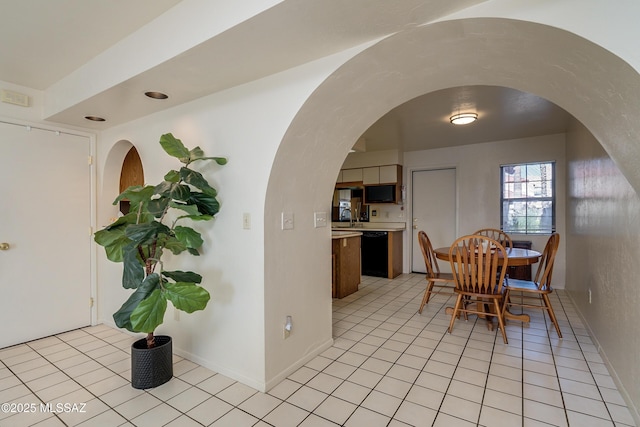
[165,282,210,313]
[170,202,200,216]
[113,273,160,331]
[125,222,170,245]
[159,133,190,163]
[180,167,217,196]
[94,227,130,262]
[122,243,144,288]
[160,234,187,255]
[188,146,228,165]
[147,197,169,217]
[101,213,138,231]
[164,170,180,183]
[162,270,202,284]
[174,226,203,249]
[190,192,220,216]
[130,289,168,333]
[154,181,191,201]
[113,185,155,205]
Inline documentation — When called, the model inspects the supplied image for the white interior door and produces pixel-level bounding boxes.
[411,168,457,273]
[0,122,92,348]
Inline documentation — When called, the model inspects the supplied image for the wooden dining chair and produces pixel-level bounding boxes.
[502,233,562,338]
[473,228,513,250]
[417,231,454,313]
[448,235,510,343]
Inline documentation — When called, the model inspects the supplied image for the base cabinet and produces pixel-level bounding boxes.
[332,235,361,298]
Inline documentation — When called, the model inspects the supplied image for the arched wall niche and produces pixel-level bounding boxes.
[101,140,143,221]
[118,147,144,214]
[262,17,640,379]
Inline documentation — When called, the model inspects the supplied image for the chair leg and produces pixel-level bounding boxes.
[501,289,511,319]
[494,298,508,344]
[542,293,562,339]
[448,295,463,334]
[419,280,435,314]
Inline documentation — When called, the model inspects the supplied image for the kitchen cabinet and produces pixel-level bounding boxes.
[380,165,401,184]
[363,165,401,185]
[342,168,363,183]
[332,232,362,298]
[362,167,379,184]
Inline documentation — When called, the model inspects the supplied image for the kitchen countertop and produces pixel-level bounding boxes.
[331,230,363,239]
[332,225,406,232]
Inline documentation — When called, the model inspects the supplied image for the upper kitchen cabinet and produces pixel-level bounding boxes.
[342,168,363,183]
[363,165,402,185]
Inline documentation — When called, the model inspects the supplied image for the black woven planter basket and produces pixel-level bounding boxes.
[131,335,173,389]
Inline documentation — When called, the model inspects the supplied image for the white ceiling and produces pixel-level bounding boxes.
[0,0,572,152]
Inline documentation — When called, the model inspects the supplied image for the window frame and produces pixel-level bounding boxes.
[500,161,556,235]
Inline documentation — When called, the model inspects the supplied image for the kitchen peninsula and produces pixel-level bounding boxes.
[331,230,362,298]
[332,223,405,280]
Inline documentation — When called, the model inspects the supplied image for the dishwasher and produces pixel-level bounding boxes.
[361,231,388,277]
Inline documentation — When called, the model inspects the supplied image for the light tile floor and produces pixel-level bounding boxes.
[0,273,637,426]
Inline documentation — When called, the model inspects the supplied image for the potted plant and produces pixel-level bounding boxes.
[94,133,226,388]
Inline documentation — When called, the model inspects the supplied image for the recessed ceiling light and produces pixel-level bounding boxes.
[144,91,169,100]
[84,115,106,122]
[450,113,478,125]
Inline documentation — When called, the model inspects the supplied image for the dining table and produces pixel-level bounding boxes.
[433,245,542,323]
[433,246,542,267]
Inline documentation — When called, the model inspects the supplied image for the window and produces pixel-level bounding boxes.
[501,161,555,234]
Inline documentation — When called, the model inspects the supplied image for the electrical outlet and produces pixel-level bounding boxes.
[283,315,292,339]
[242,212,251,229]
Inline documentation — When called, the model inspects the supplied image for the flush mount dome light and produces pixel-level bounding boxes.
[144,91,169,100]
[84,115,106,122]
[450,112,478,125]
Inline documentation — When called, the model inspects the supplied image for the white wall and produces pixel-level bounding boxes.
[566,120,640,416]
[94,46,366,390]
[403,134,567,286]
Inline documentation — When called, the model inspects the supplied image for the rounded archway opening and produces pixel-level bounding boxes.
[262,17,640,382]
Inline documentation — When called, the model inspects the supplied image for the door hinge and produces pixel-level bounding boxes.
[88,155,93,165]
[89,297,94,307]
[89,226,93,236]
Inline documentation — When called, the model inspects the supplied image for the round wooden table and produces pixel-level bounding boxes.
[434,247,541,266]
[433,246,542,323]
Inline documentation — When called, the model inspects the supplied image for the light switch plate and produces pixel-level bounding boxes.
[314,212,327,228]
[282,212,294,230]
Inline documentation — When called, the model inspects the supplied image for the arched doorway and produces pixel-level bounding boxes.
[263,17,640,386]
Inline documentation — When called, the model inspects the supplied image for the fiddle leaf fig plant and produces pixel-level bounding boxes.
[94,133,226,348]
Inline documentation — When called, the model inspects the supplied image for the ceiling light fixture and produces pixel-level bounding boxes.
[449,112,478,125]
[144,91,169,100]
[84,115,106,122]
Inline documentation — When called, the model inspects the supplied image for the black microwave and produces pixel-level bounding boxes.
[365,184,397,203]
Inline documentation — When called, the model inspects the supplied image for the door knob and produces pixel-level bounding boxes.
[0,242,9,250]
